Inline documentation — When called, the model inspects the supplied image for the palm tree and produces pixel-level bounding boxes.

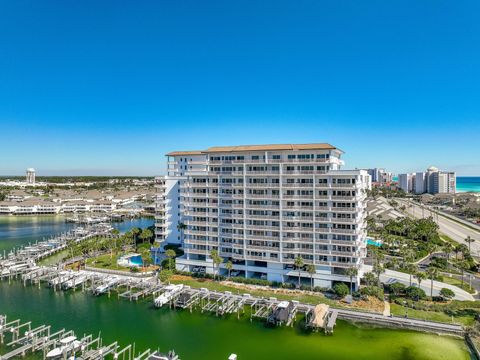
[294,256,304,288]
[373,262,384,287]
[165,249,176,270]
[363,272,376,286]
[131,228,141,250]
[177,222,187,241]
[459,260,469,287]
[413,271,426,288]
[305,264,316,290]
[465,236,475,255]
[345,266,358,295]
[209,249,222,280]
[139,247,151,271]
[225,260,233,278]
[139,228,153,244]
[443,242,455,265]
[426,266,438,298]
[405,263,416,286]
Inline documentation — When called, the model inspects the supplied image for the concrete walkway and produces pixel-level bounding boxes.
[363,265,475,301]
[383,300,391,316]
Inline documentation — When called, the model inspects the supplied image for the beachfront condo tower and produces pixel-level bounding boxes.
[154,143,371,289]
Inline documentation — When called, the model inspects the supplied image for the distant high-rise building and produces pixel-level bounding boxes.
[367,168,392,184]
[398,167,456,195]
[26,168,36,185]
[398,173,413,193]
[414,172,426,194]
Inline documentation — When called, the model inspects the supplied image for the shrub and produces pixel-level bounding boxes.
[430,257,448,270]
[333,283,349,298]
[360,285,384,300]
[439,288,455,301]
[388,282,406,296]
[405,286,426,300]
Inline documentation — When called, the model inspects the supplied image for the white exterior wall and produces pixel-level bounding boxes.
[155,145,368,289]
[398,173,413,193]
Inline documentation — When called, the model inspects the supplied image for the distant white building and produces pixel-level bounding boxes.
[26,168,36,185]
[366,168,393,184]
[398,173,413,193]
[399,166,456,195]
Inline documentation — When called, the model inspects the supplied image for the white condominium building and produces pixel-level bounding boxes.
[155,143,371,289]
[399,166,456,195]
[398,173,413,193]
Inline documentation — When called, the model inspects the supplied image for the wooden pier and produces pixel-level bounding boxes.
[0,314,179,360]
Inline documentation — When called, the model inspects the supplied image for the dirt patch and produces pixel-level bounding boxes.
[172,274,201,281]
[340,296,384,313]
[219,281,325,297]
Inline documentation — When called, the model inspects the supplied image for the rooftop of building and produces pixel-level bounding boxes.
[166,143,341,156]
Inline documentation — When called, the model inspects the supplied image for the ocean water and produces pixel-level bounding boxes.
[457,177,480,193]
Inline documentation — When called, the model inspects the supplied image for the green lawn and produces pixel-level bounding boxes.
[442,276,476,294]
[171,278,343,308]
[389,303,475,326]
[86,253,130,271]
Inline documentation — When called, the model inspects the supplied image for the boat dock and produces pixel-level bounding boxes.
[0,223,466,338]
[0,314,179,360]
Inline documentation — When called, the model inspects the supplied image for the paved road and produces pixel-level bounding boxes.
[397,199,480,256]
[364,265,475,301]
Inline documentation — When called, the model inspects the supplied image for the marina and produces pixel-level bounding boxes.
[0,216,473,360]
[0,314,179,360]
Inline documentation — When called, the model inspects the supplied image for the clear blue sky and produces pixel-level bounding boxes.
[1,1,479,176]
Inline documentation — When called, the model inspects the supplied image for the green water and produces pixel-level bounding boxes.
[0,282,471,360]
[0,216,473,360]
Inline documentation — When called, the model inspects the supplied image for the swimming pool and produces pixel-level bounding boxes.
[128,255,143,266]
[117,253,143,267]
[367,238,382,247]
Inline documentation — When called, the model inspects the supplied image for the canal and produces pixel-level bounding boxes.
[0,216,473,360]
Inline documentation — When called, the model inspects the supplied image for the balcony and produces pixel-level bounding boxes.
[246,244,281,252]
[282,195,315,200]
[187,182,211,188]
[282,183,314,188]
[246,214,279,220]
[282,248,314,255]
[283,237,314,243]
[331,207,356,212]
[282,216,314,221]
[245,254,281,262]
[331,228,357,234]
[245,204,279,210]
[247,234,280,241]
[245,194,280,199]
[282,226,314,233]
[283,170,327,175]
[271,158,330,164]
[184,211,209,216]
[245,171,280,176]
[332,217,356,223]
[331,183,358,189]
[331,195,357,201]
[247,225,280,231]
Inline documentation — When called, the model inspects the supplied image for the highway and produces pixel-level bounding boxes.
[397,199,480,256]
